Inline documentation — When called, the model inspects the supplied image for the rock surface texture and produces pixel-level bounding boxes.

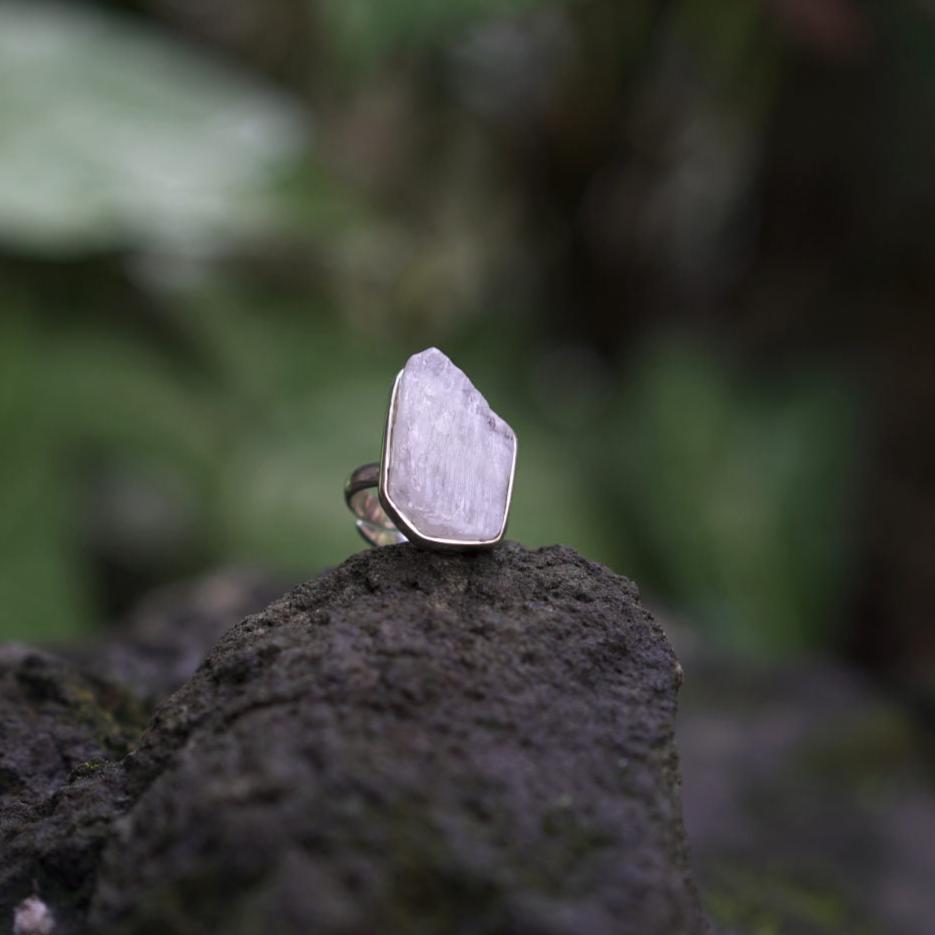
[0,543,707,935]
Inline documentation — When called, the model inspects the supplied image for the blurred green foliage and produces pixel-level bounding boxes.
[0,289,856,652]
[320,0,549,71]
[0,1,308,253]
[609,343,857,652]
[0,0,888,659]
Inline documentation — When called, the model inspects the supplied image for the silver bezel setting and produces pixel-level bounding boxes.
[378,370,517,550]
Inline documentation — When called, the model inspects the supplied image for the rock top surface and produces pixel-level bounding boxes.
[0,543,707,935]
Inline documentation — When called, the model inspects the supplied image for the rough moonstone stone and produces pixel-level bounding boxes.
[384,348,516,543]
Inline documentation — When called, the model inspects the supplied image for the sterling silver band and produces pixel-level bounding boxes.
[344,463,407,547]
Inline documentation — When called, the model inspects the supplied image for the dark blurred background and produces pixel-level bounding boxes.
[1,1,934,931]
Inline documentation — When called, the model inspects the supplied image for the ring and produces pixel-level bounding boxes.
[344,347,517,550]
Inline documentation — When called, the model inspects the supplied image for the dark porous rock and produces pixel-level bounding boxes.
[675,635,935,935]
[3,544,707,935]
[78,569,288,703]
[0,646,146,932]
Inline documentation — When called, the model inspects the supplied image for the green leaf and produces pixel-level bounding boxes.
[0,2,310,254]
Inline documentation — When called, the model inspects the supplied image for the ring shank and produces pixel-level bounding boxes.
[344,463,407,547]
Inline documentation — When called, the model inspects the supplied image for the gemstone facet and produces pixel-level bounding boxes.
[381,348,516,546]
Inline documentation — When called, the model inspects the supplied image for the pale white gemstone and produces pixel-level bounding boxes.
[384,348,516,543]
[13,897,55,935]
